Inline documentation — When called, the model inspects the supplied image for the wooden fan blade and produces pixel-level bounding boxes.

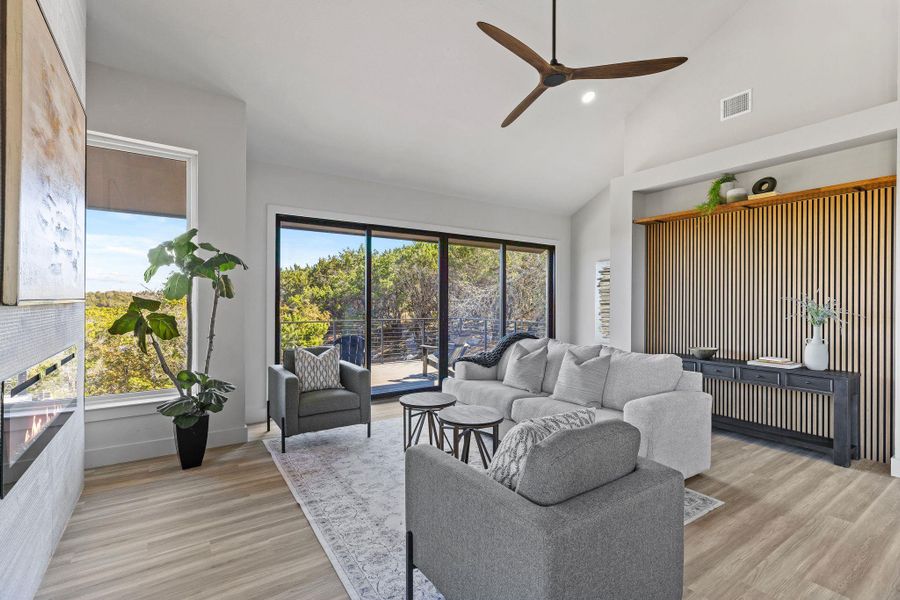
[477,21,549,74]
[501,85,547,128]
[571,56,687,80]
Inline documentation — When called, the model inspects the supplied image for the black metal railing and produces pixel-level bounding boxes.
[280,317,545,364]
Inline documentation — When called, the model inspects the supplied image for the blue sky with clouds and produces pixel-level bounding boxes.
[86,210,186,292]
[87,212,413,292]
[279,228,410,269]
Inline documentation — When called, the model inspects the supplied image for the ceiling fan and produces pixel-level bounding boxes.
[477,0,688,127]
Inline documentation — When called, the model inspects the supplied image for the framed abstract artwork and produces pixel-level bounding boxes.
[594,259,610,343]
[2,0,86,305]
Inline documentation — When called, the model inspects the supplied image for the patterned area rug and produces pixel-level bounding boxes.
[265,417,723,600]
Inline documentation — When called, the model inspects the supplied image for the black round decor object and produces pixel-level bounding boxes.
[752,177,777,194]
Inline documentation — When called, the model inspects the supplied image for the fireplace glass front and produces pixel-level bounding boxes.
[1,346,78,498]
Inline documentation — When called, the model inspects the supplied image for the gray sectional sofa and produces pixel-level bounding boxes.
[442,337,711,478]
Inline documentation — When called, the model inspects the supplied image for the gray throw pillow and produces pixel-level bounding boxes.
[502,343,548,393]
[516,421,640,506]
[295,346,343,393]
[551,347,612,406]
[486,409,595,490]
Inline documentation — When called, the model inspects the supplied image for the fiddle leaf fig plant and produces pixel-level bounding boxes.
[108,228,248,428]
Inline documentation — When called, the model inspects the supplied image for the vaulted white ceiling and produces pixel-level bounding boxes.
[86,0,746,214]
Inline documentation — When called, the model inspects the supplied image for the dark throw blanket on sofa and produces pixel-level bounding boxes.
[456,332,538,368]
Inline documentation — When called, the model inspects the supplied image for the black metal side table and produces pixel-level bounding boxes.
[436,405,503,469]
[399,392,456,451]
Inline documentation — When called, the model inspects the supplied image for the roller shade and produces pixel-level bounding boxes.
[86,146,186,217]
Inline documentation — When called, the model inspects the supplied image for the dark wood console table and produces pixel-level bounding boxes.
[680,356,860,467]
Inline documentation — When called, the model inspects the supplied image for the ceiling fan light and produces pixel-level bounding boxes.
[581,90,596,104]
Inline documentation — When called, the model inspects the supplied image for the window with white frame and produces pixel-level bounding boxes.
[84,141,192,399]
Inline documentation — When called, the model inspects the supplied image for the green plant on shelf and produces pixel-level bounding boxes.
[696,173,736,216]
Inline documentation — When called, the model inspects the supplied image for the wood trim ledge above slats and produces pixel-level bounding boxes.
[634,176,896,225]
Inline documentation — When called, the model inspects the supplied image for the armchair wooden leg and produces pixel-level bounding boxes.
[266,400,271,432]
[281,418,286,453]
[406,531,414,600]
[367,420,371,438]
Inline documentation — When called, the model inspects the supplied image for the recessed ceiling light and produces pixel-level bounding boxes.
[581,91,596,104]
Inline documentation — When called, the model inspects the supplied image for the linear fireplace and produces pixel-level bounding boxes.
[1,346,78,498]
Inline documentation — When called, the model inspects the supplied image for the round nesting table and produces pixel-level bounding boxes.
[399,392,457,451]
[436,405,504,468]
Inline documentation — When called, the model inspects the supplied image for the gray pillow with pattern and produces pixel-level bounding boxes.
[486,409,596,490]
[295,346,343,393]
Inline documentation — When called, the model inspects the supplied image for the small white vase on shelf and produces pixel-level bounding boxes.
[726,187,748,203]
[804,324,828,371]
[718,181,735,200]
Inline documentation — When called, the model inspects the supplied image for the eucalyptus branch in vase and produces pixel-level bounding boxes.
[783,291,861,371]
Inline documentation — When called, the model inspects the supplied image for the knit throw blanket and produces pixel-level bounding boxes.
[456,332,538,368]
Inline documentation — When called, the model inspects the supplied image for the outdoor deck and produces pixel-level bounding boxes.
[371,358,439,394]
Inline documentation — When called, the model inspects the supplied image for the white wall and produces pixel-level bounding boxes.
[244,160,572,424]
[83,63,248,467]
[624,0,898,174]
[0,2,86,599]
[640,139,897,218]
[570,187,610,346]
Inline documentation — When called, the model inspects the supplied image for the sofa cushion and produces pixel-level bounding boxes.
[515,420,641,506]
[442,379,539,419]
[511,398,623,424]
[298,388,359,417]
[551,348,611,406]
[294,346,343,393]
[497,337,549,381]
[542,340,603,393]
[594,407,624,422]
[502,344,548,393]
[486,409,595,490]
[601,349,683,411]
[511,396,582,422]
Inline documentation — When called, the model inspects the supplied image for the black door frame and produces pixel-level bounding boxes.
[274,214,556,398]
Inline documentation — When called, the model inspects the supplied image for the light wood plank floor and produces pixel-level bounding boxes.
[37,401,900,600]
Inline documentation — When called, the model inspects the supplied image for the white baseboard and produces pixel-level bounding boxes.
[84,425,248,469]
[892,457,900,478]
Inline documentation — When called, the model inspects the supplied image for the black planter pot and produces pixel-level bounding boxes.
[175,414,209,470]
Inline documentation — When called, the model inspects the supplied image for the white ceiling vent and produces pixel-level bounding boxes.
[721,89,752,121]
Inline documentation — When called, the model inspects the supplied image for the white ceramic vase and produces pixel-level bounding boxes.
[718,181,736,200]
[726,187,748,203]
[804,324,828,371]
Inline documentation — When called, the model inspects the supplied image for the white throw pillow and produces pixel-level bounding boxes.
[502,343,548,393]
[486,409,596,490]
[295,346,343,393]
[551,348,612,406]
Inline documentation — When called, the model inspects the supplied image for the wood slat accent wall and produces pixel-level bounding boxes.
[645,184,895,462]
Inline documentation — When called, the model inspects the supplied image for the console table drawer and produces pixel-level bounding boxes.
[682,360,699,372]
[739,368,781,386]
[701,363,736,379]
[785,373,834,394]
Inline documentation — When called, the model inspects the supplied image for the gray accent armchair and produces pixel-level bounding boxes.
[405,421,684,600]
[268,346,372,452]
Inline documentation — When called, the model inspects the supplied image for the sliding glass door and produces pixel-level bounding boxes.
[276,216,554,397]
[277,223,366,363]
[370,231,440,393]
[449,239,502,367]
[506,245,550,337]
